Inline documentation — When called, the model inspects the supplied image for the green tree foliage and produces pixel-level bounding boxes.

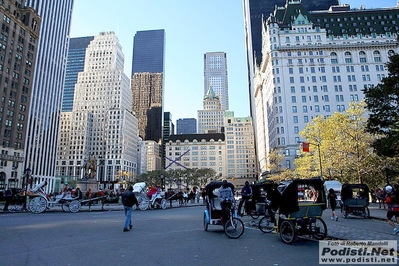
[363,53,399,157]
[295,102,389,185]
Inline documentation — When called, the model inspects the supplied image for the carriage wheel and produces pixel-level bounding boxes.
[224,218,245,239]
[259,215,275,233]
[313,218,327,240]
[279,220,296,244]
[363,207,370,219]
[139,198,149,210]
[28,197,47,213]
[61,202,70,212]
[203,213,208,231]
[69,200,81,213]
[160,199,167,209]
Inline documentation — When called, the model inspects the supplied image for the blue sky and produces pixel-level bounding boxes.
[70,0,396,126]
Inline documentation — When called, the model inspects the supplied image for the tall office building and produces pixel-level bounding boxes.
[0,0,41,190]
[197,87,225,134]
[162,112,174,168]
[62,36,94,112]
[132,29,165,75]
[204,52,229,111]
[224,112,257,180]
[25,0,73,192]
[255,1,398,173]
[176,118,197,134]
[57,32,138,187]
[131,29,165,144]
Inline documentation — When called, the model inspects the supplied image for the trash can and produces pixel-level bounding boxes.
[256,203,266,213]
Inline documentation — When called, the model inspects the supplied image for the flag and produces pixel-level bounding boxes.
[302,142,310,152]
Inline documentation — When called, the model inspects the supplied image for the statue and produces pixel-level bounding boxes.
[82,154,97,179]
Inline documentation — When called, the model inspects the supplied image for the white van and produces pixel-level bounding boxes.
[324,180,342,207]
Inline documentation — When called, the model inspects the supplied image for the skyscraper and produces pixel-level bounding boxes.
[0,0,41,190]
[58,32,138,186]
[131,29,165,143]
[132,29,165,75]
[25,0,74,192]
[204,52,229,111]
[62,36,94,112]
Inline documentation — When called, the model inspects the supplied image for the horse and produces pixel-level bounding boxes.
[166,190,184,207]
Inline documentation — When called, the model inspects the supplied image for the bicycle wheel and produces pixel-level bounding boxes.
[312,218,327,240]
[203,213,208,231]
[279,220,296,244]
[259,215,274,233]
[224,217,244,239]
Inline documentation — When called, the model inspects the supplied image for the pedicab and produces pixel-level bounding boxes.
[132,182,167,210]
[203,181,244,239]
[341,183,370,219]
[238,181,276,219]
[258,178,328,244]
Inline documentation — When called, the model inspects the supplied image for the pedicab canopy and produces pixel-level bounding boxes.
[276,178,326,214]
[341,183,370,202]
[205,181,235,198]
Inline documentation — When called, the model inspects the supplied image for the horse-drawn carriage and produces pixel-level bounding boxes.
[26,181,107,213]
[203,181,244,239]
[132,182,167,211]
[258,178,328,244]
[341,183,370,219]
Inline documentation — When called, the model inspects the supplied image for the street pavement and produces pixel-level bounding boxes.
[2,199,399,245]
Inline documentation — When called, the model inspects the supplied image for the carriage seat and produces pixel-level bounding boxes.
[211,197,222,210]
[344,198,368,207]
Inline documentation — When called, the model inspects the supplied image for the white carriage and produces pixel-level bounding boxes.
[27,181,82,213]
[132,182,167,211]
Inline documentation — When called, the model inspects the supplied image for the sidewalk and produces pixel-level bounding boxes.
[323,202,399,249]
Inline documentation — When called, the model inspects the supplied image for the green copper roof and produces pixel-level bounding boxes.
[270,1,399,36]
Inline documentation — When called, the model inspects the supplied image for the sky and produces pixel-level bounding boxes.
[70,0,396,126]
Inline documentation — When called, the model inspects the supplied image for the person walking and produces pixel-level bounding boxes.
[122,186,139,232]
[327,188,338,221]
[384,185,399,234]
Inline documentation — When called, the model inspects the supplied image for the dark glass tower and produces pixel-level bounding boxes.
[132,29,165,75]
[131,29,165,144]
[62,36,94,112]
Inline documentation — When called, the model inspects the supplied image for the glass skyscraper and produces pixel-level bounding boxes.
[176,118,197,135]
[62,36,94,112]
[131,29,165,144]
[132,29,165,75]
[204,52,229,111]
[25,0,74,192]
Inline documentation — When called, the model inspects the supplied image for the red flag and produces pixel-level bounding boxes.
[302,142,310,152]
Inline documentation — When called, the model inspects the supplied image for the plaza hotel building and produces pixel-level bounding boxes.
[254,1,399,174]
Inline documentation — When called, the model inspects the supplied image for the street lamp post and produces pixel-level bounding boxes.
[23,166,31,191]
[160,174,164,191]
[300,141,322,179]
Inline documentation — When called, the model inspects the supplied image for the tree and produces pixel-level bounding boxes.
[295,102,386,185]
[363,53,399,157]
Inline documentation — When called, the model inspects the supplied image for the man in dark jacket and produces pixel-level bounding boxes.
[122,186,139,232]
[238,181,252,216]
